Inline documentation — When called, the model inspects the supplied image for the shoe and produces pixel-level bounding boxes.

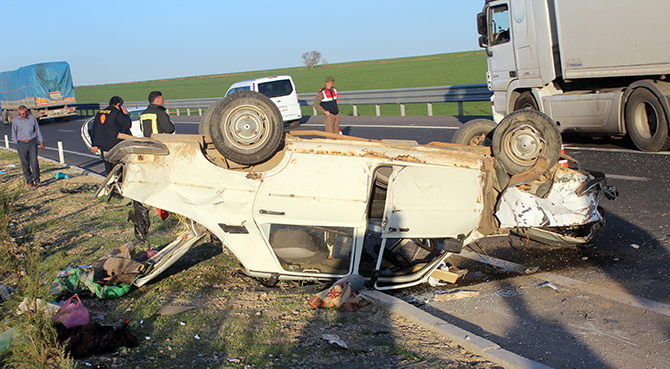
[27,182,34,187]
[34,181,41,187]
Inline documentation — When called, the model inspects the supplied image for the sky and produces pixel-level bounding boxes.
[0,0,484,87]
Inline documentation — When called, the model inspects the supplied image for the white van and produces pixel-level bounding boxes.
[226,75,301,127]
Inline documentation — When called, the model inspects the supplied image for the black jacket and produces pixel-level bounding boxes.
[140,104,174,137]
[91,106,132,151]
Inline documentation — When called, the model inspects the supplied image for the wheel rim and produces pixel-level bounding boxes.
[502,124,545,166]
[632,101,659,139]
[224,105,270,150]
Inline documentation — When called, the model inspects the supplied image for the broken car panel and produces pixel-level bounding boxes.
[92,92,616,290]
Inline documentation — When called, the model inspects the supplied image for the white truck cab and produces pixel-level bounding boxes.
[226,75,302,127]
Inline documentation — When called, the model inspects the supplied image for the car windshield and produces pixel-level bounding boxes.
[258,80,293,98]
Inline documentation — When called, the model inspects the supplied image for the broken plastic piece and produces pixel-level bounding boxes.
[322,334,348,349]
[538,281,558,292]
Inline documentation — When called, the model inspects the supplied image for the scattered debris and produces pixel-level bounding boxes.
[55,322,138,359]
[308,275,369,312]
[156,305,196,316]
[322,334,348,349]
[538,281,559,292]
[16,297,61,315]
[60,183,99,194]
[524,266,540,274]
[54,172,70,180]
[433,289,479,302]
[630,244,640,249]
[429,263,467,285]
[52,294,89,329]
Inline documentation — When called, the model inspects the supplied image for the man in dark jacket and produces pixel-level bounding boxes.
[91,96,132,174]
[140,91,174,137]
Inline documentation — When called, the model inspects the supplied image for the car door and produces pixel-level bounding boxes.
[380,165,485,240]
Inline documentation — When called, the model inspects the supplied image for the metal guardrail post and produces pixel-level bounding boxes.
[353,105,358,116]
[458,102,464,116]
[427,103,433,116]
[400,104,406,117]
[375,104,381,117]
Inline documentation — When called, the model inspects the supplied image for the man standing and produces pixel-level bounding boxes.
[313,76,340,134]
[90,96,132,175]
[10,106,44,187]
[140,91,174,137]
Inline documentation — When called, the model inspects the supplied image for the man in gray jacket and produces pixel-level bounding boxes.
[11,106,45,187]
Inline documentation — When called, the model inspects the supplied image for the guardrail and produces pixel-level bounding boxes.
[74,83,492,117]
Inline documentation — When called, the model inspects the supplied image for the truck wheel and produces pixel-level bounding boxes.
[452,119,497,146]
[514,91,538,111]
[625,88,670,152]
[207,91,284,165]
[492,110,561,176]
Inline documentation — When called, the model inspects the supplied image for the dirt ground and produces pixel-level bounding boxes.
[0,151,503,369]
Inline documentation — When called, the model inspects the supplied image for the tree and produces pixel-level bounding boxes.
[302,51,322,69]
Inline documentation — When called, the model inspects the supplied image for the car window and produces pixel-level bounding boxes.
[128,110,143,121]
[226,86,251,96]
[258,80,293,98]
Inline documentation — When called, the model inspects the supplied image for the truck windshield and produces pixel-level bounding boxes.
[490,4,510,46]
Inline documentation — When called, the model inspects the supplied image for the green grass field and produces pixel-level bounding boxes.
[74,50,491,116]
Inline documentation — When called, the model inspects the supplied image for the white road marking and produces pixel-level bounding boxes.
[604,174,649,181]
[44,146,99,159]
[58,129,76,133]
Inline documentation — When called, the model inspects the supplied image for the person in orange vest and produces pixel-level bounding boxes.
[313,76,341,134]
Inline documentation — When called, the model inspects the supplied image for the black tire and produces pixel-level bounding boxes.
[452,119,497,146]
[514,91,538,111]
[625,88,670,152]
[198,105,216,135]
[492,110,561,176]
[206,91,284,165]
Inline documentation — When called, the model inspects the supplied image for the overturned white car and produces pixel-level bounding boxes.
[94,91,616,290]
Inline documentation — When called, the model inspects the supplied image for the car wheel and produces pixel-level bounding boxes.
[514,91,538,111]
[452,119,497,146]
[206,91,284,165]
[492,110,561,176]
[198,105,216,136]
[625,88,670,152]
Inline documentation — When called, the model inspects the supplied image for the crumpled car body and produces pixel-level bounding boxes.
[96,132,612,290]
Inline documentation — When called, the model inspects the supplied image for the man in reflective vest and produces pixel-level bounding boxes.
[140,91,175,137]
[313,76,340,134]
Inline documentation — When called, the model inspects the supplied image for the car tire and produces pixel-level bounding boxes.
[492,110,561,176]
[198,104,218,136]
[625,88,670,152]
[206,91,284,165]
[452,119,497,146]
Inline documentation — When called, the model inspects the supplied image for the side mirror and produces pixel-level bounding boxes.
[479,35,489,49]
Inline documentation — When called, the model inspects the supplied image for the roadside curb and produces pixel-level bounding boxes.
[360,290,553,369]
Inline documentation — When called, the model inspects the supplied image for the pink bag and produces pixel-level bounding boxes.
[52,294,89,329]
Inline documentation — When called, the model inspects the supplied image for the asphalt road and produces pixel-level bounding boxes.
[2,114,668,368]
